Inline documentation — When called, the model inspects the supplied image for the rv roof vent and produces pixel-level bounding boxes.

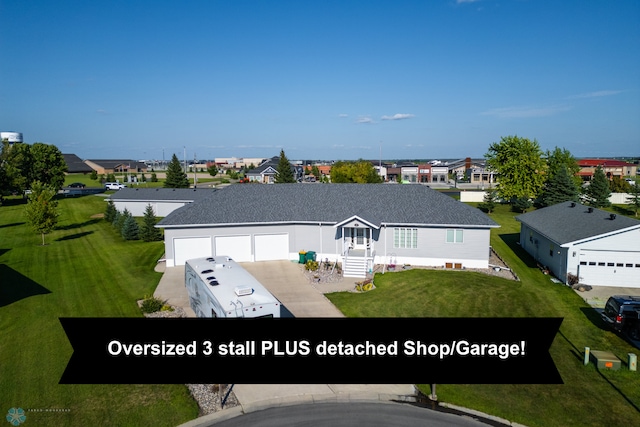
[610,213,617,220]
[201,269,214,274]
[587,207,594,213]
[206,257,215,262]
[206,276,216,281]
[234,286,253,296]
[208,280,220,286]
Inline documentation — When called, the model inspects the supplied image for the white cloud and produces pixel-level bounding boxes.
[566,90,622,99]
[338,114,349,118]
[456,0,480,3]
[356,116,375,124]
[481,104,572,118]
[381,113,415,121]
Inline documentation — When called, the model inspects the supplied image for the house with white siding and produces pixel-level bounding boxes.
[517,201,640,288]
[156,184,499,278]
[110,188,214,217]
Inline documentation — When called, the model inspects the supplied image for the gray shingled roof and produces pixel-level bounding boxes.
[110,187,215,202]
[157,184,499,228]
[63,154,94,173]
[516,201,640,245]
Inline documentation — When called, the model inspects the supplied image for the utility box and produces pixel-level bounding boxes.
[590,350,621,371]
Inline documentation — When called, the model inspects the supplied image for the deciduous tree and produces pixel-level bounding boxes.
[30,142,67,190]
[24,181,59,245]
[485,135,546,203]
[330,160,382,183]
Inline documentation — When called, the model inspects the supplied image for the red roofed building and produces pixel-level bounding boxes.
[577,159,637,181]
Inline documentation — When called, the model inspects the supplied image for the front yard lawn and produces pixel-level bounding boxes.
[326,204,640,427]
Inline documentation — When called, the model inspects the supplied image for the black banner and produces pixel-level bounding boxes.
[59,317,563,384]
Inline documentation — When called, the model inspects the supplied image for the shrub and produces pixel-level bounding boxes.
[305,260,319,271]
[140,296,167,313]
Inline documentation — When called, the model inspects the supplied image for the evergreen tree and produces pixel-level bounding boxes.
[479,187,498,213]
[90,170,98,180]
[585,166,611,208]
[104,199,117,223]
[275,149,296,183]
[24,181,59,245]
[140,204,163,242]
[121,211,140,240]
[164,154,189,188]
[511,197,532,213]
[626,183,640,217]
[540,164,580,207]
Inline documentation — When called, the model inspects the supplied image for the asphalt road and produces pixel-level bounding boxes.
[206,402,492,427]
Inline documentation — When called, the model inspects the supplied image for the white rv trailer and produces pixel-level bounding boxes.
[185,256,281,318]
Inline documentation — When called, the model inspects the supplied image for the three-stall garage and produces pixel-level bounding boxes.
[171,234,290,265]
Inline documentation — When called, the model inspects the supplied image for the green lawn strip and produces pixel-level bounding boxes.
[326,203,640,427]
[0,195,199,426]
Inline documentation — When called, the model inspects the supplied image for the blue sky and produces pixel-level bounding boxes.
[1,0,638,161]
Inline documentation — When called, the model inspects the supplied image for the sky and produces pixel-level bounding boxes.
[1,0,639,162]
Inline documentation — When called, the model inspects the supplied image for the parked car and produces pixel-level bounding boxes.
[601,295,640,340]
[105,182,126,190]
[68,182,86,188]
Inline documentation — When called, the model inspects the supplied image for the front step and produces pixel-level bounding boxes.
[343,256,367,278]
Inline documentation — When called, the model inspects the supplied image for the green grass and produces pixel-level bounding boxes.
[327,203,640,427]
[0,195,198,426]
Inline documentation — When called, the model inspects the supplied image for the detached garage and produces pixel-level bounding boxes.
[517,202,640,288]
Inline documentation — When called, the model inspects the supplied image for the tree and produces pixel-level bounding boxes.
[545,147,580,187]
[30,142,67,190]
[207,164,218,177]
[120,210,140,240]
[90,170,98,180]
[275,149,295,183]
[511,196,532,213]
[609,176,631,193]
[24,181,59,245]
[478,187,498,214]
[140,204,163,242]
[626,182,640,217]
[485,135,546,203]
[164,154,189,188]
[104,199,117,223]
[539,164,580,207]
[0,140,32,194]
[584,166,611,208]
[330,160,382,183]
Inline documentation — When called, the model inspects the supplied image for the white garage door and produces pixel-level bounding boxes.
[215,235,252,262]
[578,251,640,288]
[254,234,289,261]
[174,237,212,266]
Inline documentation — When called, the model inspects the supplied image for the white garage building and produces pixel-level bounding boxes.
[517,201,640,288]
[110,188,215,217]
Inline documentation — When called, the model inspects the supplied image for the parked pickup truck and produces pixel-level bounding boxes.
[105,182,126,190]
[601,295,640,340]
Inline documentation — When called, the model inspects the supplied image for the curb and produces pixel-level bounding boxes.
[438,402,529,427]
[176,391,418,427]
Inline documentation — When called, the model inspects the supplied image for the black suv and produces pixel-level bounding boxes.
[601,295,640,340]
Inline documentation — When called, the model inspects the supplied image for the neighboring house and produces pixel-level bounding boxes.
[63,154,94,174]
[156,184,500,277]
[517,201,640,288]
[85,159,148,175]
[110,188,214,217]
[577,159,638,181]
[245,157,303,183]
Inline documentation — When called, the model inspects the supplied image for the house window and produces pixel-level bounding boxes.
[394,228,418,249]
[446,229,463,244]
[549,244,554,257]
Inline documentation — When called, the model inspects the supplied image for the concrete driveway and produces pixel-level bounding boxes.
[153,260,354,318]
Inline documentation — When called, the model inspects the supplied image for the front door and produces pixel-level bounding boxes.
[350,228,369,251]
